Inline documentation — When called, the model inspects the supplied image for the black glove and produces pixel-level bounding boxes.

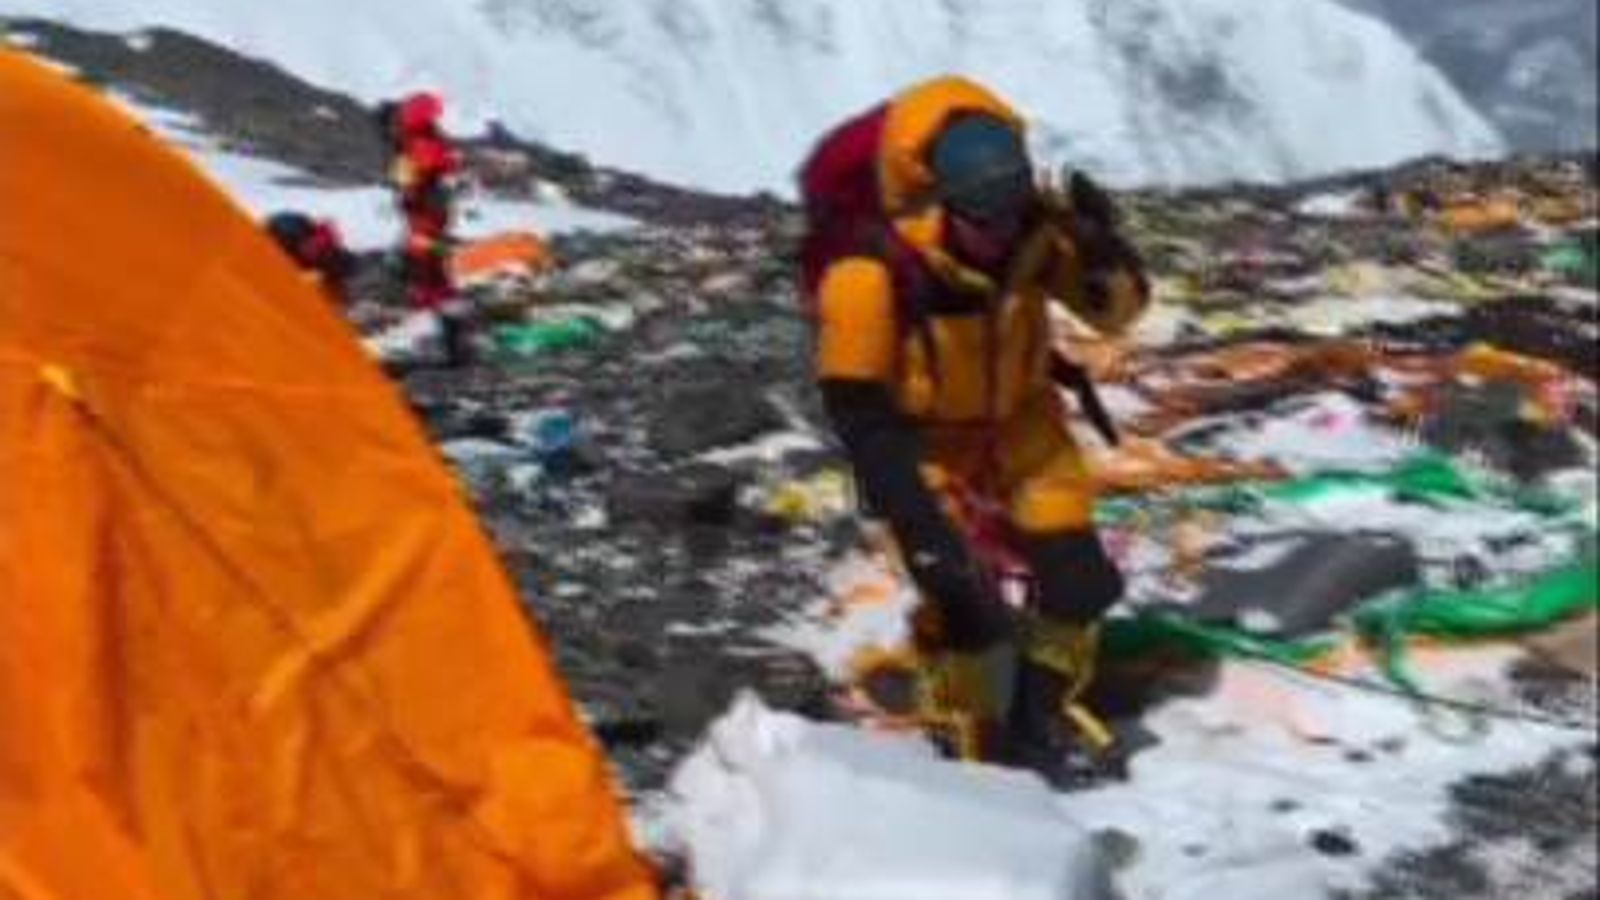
[822,378,1011,651]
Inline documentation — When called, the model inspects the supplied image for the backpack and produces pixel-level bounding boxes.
[265,212,354,283]
[797,105,1121,446]
[796,104,940,315]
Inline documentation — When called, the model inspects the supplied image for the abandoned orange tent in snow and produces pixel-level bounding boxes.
[0,49,657,900]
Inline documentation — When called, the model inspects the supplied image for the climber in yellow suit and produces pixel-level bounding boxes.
[810,77,1152,774]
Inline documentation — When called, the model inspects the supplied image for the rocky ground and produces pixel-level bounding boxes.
[399,227,843,792]
[4,17,788,227]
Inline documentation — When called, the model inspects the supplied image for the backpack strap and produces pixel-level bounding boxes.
[1050,353,1120,447]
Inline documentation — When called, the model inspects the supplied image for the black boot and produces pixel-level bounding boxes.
[1002,619,1115,788]
[1002,658,1072,779]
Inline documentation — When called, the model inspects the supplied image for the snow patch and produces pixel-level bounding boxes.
[1294,190,1367,218]
[1281,294,1458,336]
[362,310,440,363]
[1068,648,1589,899]
[4,27,42,48]
[1182,392,1418,475]
[765,552,918,680]
[106,92,634,248]
[699,429,825,467]
[659,692,1111,900]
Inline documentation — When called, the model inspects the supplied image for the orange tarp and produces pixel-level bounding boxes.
[1089,437,1285,494]
[1437,198,1521,235]
[0,50,656,900]
[452,231,554,287]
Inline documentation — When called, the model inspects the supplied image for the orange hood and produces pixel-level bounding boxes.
[877,76,1028,283]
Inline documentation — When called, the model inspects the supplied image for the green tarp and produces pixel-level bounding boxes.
[1101,452,1597,694]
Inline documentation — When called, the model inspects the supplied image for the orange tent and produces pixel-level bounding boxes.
[0,50,656,900]
[452,231,555,288]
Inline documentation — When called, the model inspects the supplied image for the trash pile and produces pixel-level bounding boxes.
[1116,154,1598,346]
[368,222,850,793]
[813,153,1599,721]
[1059,156,1600,696]
[665,156,1597,898]
[363,152,1595,897]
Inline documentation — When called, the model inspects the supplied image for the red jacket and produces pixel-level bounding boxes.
[391,92,460,191]
[399,131,460,186]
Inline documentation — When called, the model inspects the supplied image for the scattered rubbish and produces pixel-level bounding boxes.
[1438,198,1522,236]
[1540,235,1598,287]
[608,465,746,527]
[1194,532,1422,638]
[1520,611,1600,678]
[450,229,554,288]
[650,381,784,459]
[761,469,854,526]
[440,437,524,490]
[514,407,590,477]
[1175,392,1419,475]
[1090,437,1285,494]
[492,316,602,358]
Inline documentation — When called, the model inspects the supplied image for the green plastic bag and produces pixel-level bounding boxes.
[1541,240,1598,286]
[1355,557,1598,643]
[1097,453,1484,527]
[1354,556,1599,697]
[493,317,602,358]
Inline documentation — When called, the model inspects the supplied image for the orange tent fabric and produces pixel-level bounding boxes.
[0,50,657,900]
[452,231,555,287]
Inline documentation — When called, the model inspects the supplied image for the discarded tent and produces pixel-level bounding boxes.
[0,50,656,900]
[452,229,555,288]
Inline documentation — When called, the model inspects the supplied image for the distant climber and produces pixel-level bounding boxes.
[376,91,469,365]
[265,210,355,305]
[798,76,1152,777]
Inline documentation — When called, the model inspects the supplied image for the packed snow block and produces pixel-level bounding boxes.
[665,693,1111,900]
[1195,533,1421,637]
[608,465,744,527]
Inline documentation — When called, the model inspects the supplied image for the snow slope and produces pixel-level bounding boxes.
[7,0,1504,194]
[114,94,632,247]
[1340,0,1598,152]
